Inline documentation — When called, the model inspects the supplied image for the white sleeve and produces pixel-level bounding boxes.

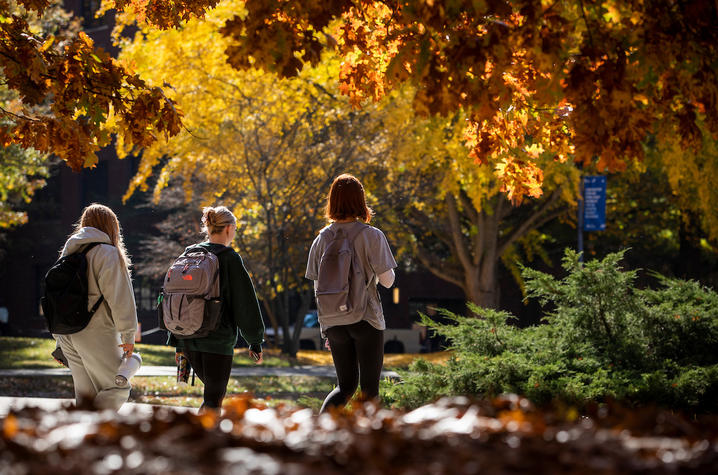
[368,228,397,276]
[95,247,138,345]
[377,268,395,288]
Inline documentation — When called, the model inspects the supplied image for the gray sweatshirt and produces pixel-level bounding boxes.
[60,227,138,345]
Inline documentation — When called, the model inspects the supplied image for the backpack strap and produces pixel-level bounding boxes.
[344,222,370,243]
[88,293,105,317]
[80,242,103,255]
[205,246,231,284]
[348,223,373,287]
[182,245,209,256]
[81,242,105,318]
[183,244,231,287]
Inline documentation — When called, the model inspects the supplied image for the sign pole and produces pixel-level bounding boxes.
[578,178,584,263]
[580,175,607,264]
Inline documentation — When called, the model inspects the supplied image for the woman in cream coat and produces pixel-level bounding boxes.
[53,204,138,411]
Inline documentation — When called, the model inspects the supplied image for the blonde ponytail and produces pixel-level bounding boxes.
[201,206,237,237]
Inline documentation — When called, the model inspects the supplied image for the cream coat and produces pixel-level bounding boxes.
[60,226,137,345]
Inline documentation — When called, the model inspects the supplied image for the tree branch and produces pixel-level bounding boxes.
[495,193,510,221]
[0,106,41,122]
[446,193,473,271]
[474,208,485,267]
[412,241,465,290]
[579,0,594,48]
[497,188,563,256]
[404,206,454,250]
[458,188,479,224]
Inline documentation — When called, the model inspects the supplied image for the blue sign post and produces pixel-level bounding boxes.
[578,175,606,262]
[583,176,607,231]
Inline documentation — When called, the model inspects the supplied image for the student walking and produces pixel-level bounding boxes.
[306,174,397,412]
[168,206,265,411]
[51,204,138,411]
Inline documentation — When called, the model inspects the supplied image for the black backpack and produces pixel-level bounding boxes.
[41,242,105,334]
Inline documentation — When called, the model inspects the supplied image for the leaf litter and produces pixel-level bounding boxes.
[1,393,716,474]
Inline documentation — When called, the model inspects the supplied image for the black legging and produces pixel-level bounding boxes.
[320,320,384,413]
[186,351,233,409]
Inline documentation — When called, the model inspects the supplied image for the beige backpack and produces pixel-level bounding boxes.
[315,223,370,325]
[159,246,229,338]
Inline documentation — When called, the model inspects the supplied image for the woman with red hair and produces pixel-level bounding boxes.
[306,174,397,412]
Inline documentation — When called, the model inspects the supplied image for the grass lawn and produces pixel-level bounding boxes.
[0,374,331,411]
[130,375,332,410]
[0,337,290,368]
[0,336,451,369]
[0,336,449,411]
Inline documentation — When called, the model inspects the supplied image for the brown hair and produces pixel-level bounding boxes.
[74,203,131,270]
[325,174,373,223]
[201,206,237,237]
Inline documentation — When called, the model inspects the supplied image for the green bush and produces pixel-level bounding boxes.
[383,249,718,412]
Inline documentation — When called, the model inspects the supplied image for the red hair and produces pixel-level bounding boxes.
[325,174,373,223]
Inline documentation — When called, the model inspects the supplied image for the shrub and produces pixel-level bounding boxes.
[383,249,718,412]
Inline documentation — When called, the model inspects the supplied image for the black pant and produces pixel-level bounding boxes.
[321,320,384,413]
[186,351,233,409]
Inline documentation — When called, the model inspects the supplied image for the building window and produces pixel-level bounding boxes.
[134,284,159,312]
[82,0,104,29]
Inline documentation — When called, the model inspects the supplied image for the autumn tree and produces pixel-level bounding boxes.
[110,0,587,312]
[370,87,718,308]
[209,0,717,202]
[117,2,388,355]
[367,88,577,307]
[0,116,51,228]
[0,0,78,228]
[3,0,716,204]
[655,133,718,242]
[0,0,183,171]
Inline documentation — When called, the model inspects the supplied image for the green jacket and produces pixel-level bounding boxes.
[169,242,265,355]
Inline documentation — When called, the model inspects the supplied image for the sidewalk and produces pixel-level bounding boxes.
[0,396,193,418]
[0,365,400,379]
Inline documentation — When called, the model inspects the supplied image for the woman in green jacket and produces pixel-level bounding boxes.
[170,206,265,410]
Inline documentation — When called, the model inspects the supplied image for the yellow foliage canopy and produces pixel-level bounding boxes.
[116,1,391,316]
[144,0,716,201]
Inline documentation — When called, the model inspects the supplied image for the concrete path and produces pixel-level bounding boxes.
[0,396,193,418]
[0,365,400,379]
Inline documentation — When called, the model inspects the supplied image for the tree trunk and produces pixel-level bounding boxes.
[412,190,566,314]
[261,299,280,349]
[276,295,293,354]
[678,209,701,280]
[463,255,499,308]
[288,289,312,357]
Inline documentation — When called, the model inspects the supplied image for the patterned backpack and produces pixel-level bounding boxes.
[159,245,230,338]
